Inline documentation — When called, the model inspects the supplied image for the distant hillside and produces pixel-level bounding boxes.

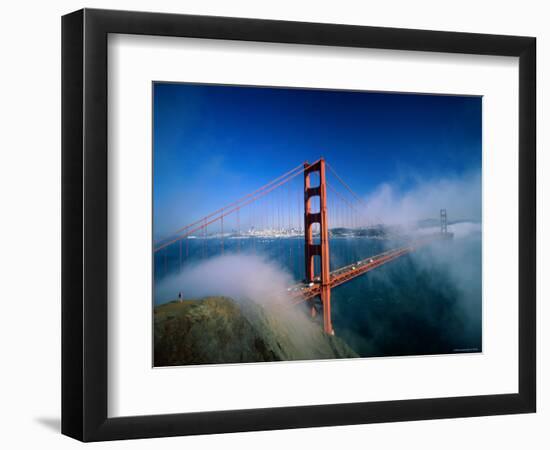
[154,297,358,366]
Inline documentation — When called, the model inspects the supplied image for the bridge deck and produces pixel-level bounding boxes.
[289,233,449,304]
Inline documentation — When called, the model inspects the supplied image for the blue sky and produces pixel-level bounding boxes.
[153,83,481,238]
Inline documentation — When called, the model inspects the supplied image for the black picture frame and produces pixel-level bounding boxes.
[62,8,536,442]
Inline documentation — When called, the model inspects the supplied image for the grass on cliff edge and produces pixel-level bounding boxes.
[154,296,358,366]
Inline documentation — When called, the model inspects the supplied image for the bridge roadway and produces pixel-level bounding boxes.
[288,233,450,304]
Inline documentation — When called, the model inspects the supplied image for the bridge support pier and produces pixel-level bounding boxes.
[304,158,333,335]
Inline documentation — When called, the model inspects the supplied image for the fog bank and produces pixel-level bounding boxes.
[155,253,293,305]
[364,170,481,225]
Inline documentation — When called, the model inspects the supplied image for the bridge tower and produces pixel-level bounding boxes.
[440,208,448,234]
[304,158,333,335]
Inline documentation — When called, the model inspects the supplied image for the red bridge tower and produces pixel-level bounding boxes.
[304,158,333,335]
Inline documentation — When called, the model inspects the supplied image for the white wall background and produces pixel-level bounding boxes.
[0,0,546,448]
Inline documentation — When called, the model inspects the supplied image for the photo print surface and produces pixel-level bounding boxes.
[152,83,482,367]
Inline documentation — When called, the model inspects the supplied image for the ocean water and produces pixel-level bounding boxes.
[154,224,482,358]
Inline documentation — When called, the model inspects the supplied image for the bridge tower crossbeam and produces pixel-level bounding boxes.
[304,158,333,335]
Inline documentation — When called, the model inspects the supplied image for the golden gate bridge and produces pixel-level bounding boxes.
[154,158,452,335]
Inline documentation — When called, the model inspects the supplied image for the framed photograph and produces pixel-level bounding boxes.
[62,8,536,441]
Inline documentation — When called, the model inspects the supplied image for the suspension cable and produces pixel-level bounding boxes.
[164,162,305,240]
[154,166,306,252]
